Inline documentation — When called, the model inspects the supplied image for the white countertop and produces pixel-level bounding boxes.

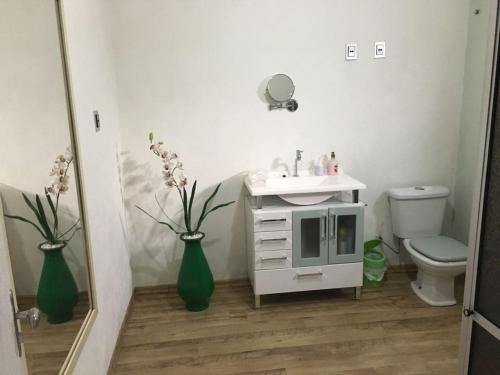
[245,172,367,197]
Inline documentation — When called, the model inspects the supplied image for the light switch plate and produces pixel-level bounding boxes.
[374,41,386,58]
[345,43,358,60]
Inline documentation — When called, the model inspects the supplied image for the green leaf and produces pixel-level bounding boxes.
[61,226,81,243]
[187,180,197,231]
[4,214,48,240]
[22,193,42,223]
[45,192,58,236]
[182,187,190,232]
[35,194,54,242]
[196,183,222,231]
[154,193,185,230]
[196,200,235,231]
[136,205,180,234]
[58,219,80,240]
[364,239,381,251]
[149,132,154,142]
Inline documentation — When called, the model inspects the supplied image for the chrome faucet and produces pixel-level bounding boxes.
[294,149,303,177]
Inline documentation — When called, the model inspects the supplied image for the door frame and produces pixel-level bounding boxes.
[459,1,500,372]
[0,198,28,374]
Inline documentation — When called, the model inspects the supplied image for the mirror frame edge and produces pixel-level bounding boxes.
[54,1,98,373]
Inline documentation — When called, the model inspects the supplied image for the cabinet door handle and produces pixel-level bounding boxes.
[321,216,326,240]
[260,218,286,223]
[260,256,287,261]
[296,271,323,278]
[260,237,287,242]
[329,214,335,238]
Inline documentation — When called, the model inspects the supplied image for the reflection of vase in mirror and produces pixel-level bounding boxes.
[0,0,93,373]
[37,242,79,324]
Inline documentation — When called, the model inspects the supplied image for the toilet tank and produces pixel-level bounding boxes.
[389,186,449,239]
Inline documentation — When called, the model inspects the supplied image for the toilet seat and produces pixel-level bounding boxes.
[410,236,467,263]
[403,239,467,306]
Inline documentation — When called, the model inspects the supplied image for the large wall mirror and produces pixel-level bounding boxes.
[0,0,95,373]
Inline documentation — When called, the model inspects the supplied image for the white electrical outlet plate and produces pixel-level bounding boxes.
[374,41,386,58]
[345,43,358,60]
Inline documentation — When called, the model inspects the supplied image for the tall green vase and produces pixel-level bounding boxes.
[37,242,79,324]
[177,233,214,312]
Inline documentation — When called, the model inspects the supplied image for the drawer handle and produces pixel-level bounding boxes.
[260,256,287,261]
[260,218,286,223]
[260,237,287,242]
[296,271,323,278]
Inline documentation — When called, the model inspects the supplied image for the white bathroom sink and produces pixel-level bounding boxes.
[245,171,366,205]
[266,175,331,189]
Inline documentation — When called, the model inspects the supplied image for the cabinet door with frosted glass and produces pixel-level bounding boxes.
[328,206,364,264]
[292,209,328,267]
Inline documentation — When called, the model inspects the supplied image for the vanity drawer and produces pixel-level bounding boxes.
[255,250,292,270]
[253,262,363,295]
[254,231,292,251]
[253,210,292,232]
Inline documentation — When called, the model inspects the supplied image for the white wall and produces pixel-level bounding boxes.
[110,0,469,284]
[60,0,133,373]
[0,0,87,295]
[453,0,496,245]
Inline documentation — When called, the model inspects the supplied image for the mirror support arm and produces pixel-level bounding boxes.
[269,99,298,112]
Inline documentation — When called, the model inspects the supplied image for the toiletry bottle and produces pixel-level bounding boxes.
[326,152,339,176]
[314,156,325,176]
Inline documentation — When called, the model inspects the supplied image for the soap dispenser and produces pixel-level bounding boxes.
[326,152,339,176]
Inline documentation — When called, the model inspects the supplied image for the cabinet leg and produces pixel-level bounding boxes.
[255,294,261,309]
[354,287,361,300]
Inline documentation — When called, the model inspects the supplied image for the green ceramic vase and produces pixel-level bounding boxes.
[177,233,214,312]
[37,242,79,324]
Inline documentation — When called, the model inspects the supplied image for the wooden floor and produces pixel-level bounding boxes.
[17,293,90,375]
[110,270,464,375]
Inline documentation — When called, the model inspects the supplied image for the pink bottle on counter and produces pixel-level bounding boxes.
[326,152,339,176]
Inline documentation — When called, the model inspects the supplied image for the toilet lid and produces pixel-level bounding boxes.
[410,236,467,262]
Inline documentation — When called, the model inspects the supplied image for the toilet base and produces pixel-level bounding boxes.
[402,239,465,307]
[411,272,456,307]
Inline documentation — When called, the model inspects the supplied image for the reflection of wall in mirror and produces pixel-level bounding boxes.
[0,1,87,295]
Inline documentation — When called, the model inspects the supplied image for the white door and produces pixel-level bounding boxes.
[460,116,500,372]
[0,198,28,375]
[459,13,500,369]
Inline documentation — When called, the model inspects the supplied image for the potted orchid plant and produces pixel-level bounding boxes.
[4,147,80,324]
[137,133,234,312]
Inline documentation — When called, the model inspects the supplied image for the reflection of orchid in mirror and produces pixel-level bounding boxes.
[136,133,234,236]
[4,147,81,245]
[46,147,73,195]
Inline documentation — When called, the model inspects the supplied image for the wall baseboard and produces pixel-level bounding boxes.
[133,277,250,295]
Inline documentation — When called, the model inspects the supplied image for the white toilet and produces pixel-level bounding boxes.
[389,186,467,306]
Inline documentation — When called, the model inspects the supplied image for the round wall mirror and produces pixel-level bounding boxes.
[266,74,295,102]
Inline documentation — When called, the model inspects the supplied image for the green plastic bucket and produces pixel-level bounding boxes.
[363,248,386,288]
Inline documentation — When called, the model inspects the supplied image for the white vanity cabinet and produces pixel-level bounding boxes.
[246,198,364,308]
